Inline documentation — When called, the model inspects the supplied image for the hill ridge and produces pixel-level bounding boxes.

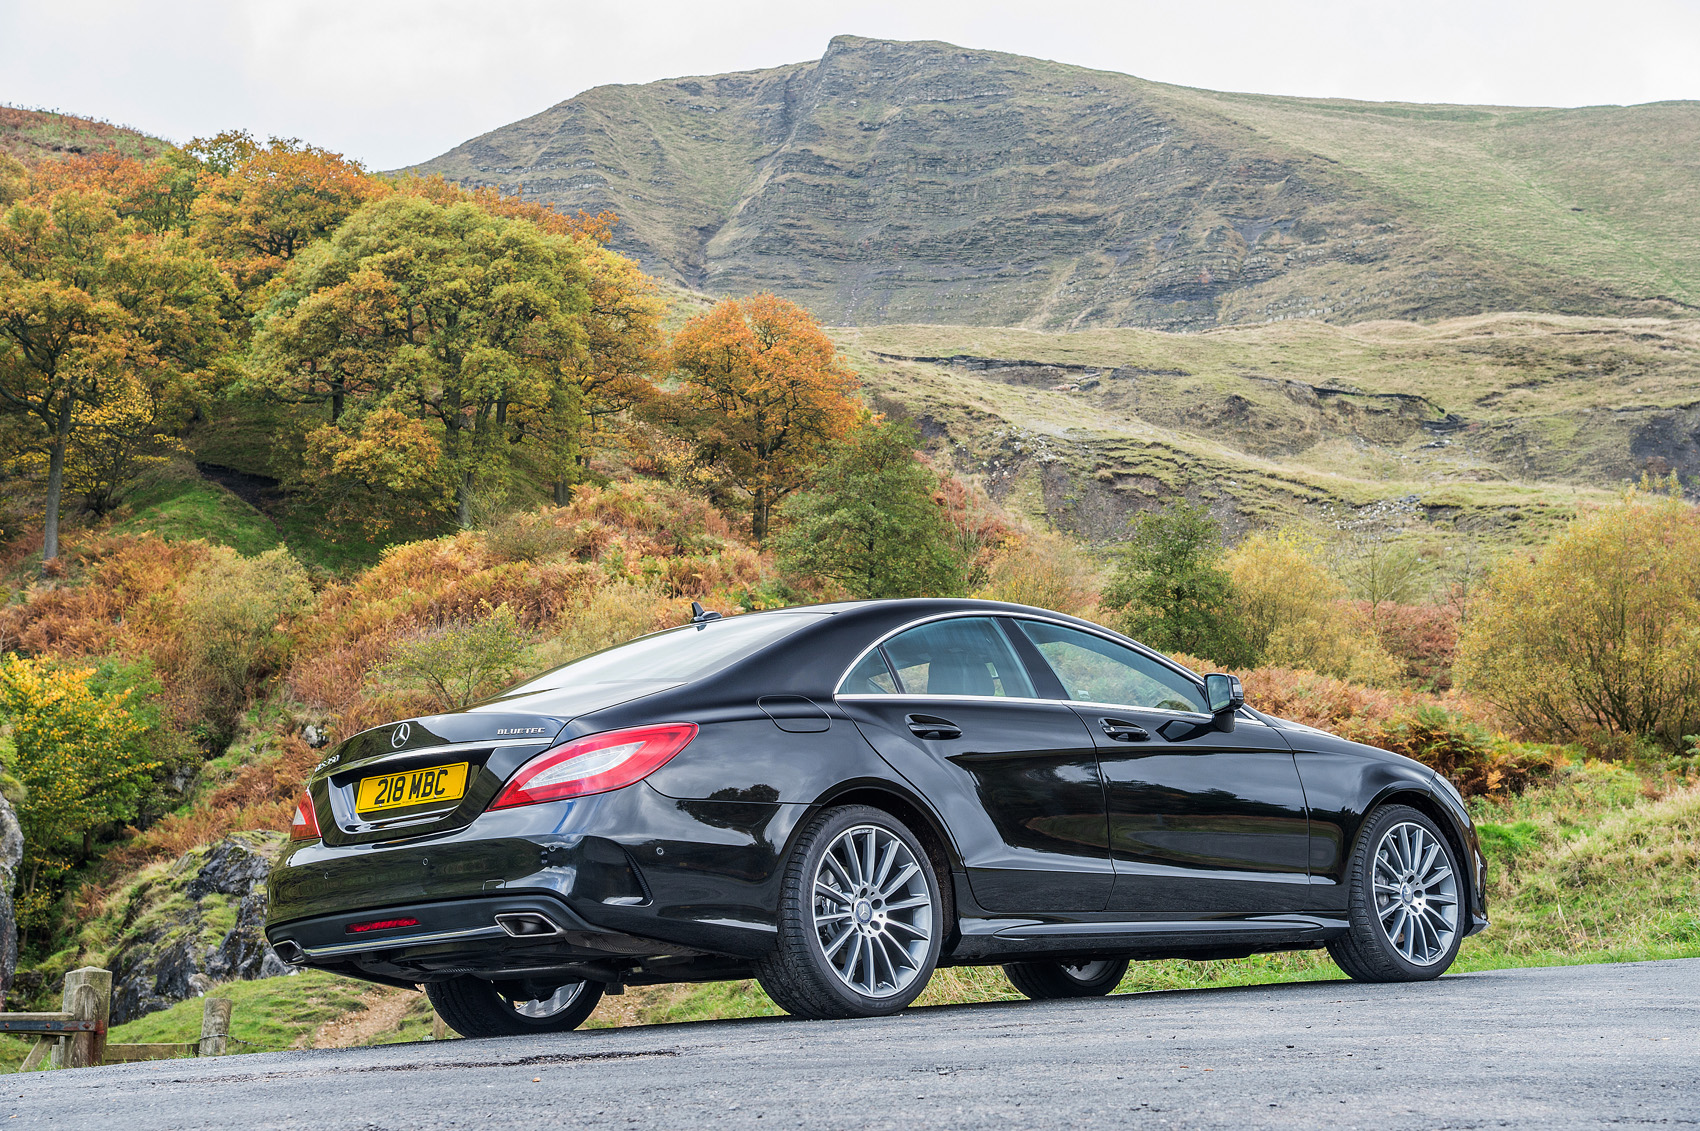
[407,36,1700,330]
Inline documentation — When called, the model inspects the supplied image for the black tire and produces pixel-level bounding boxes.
[1327,804,1465,983]
[426,975,604,1038]
[755,804,944,1020]
[1003,957,1129,1000]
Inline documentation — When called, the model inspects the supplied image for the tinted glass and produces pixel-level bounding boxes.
[841,649,898,694]
[1015,620,1207,713]
[880,618,1036,698]
[502,612,831,696]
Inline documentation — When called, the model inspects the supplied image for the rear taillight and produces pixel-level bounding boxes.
[491,723,698,809]
[290,790,321,840]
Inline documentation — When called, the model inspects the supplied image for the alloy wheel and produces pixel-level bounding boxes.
[513,982,585,1019]
[811,824,935,998]
[1372,820,1459,966]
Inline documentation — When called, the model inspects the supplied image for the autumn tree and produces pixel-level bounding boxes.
[0,187,230,560]
[0,655,160,940]
[190,133,386,301]
[1458,486,1700,747]
[670,294,859,543]
[1223,530,1395,683]
[28,150,203,236]
[773,419,964,598]
[250,194,596,529]
[392,179,667,500]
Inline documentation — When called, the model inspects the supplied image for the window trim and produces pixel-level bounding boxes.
[832,610,1243,723]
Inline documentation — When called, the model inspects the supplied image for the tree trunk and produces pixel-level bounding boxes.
[553,480,572,506]
[42,399,74,563]
[456,470,474,528]
[752,489,769,546]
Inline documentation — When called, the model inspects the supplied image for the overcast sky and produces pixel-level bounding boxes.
[4,0,1697,170]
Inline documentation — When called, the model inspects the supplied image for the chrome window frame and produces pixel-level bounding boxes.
[833,610,1263,725]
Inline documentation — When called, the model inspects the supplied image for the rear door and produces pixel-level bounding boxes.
[1008,619,1311,916]
[836,616,1113,913]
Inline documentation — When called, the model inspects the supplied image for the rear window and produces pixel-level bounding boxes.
[500,612,831,696]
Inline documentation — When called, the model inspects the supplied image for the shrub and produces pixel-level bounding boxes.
[1458,489,1700,748]
[483,508,589,563]
[1223,531,1396,683]
[0,655,160,942]
[1377,706,1559,798]
[375,602,530,712]
[526,583,677,673]
[976,532,1102,617]
[177,546,312,748]
[1355,601,1458,690]
[772,420,965,599]
[1102,502,1253,667]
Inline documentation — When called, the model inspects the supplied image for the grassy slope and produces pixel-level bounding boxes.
[104,465,282,557]
[0,107,165,164]
[831,314,1699,549]
[1168,89,1700,312]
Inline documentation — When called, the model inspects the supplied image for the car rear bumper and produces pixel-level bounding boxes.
[264,782,810,982]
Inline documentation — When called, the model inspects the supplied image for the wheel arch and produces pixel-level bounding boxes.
[809,781,961,949]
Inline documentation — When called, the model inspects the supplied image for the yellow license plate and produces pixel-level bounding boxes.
[354,763,470,815]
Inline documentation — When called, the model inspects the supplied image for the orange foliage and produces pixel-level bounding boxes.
[25,150,197,234]
[668,295,860,543]
[1353,601,1459,690]
[190,135,387,295]
[0,535,209,674]
[287,482,772,738]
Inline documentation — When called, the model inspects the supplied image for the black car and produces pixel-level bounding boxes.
[265,599,1486,1036]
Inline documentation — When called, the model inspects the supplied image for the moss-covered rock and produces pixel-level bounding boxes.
[107,831,295,1024]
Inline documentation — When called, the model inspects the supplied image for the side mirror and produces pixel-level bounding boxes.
[1204,673,1244,732]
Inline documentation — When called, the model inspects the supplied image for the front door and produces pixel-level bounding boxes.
[837,616,1113,912]
[1007,619,1311,916]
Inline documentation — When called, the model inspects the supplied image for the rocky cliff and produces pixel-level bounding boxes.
[105,833,295,1025]
[408,36,1700,331]
[0,791,20,1002]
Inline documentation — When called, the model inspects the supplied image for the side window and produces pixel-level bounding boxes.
[841,649,898,695]
[1014,621,1207,713]
[878,618,1036,698]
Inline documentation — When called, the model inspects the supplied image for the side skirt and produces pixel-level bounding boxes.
[946,913,1349,963]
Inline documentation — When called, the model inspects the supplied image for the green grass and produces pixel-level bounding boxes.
[105,464,281,556]
[103,970,371,1055]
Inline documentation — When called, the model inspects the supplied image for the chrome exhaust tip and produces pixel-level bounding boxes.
[272,939,307,964]
[494,912,564,939]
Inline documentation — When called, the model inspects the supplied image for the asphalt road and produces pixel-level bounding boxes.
[14,959,1698,1130]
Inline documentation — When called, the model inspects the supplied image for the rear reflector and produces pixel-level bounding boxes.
[346,917,421,934]
[491,723,698,809]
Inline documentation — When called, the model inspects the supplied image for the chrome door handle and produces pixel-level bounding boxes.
[906,714,962,741]
[1099,718,1150,742]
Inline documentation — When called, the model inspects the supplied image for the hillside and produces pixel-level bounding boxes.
[0,106,164,164]
[407,36,1700,331]
[833,313,1700,543]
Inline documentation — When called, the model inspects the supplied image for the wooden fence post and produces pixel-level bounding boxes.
[199,997,232,1057]
[49,967,110,1069]
[431,1011,447,1040]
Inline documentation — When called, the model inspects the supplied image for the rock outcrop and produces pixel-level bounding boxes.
[108,832,296,1025]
